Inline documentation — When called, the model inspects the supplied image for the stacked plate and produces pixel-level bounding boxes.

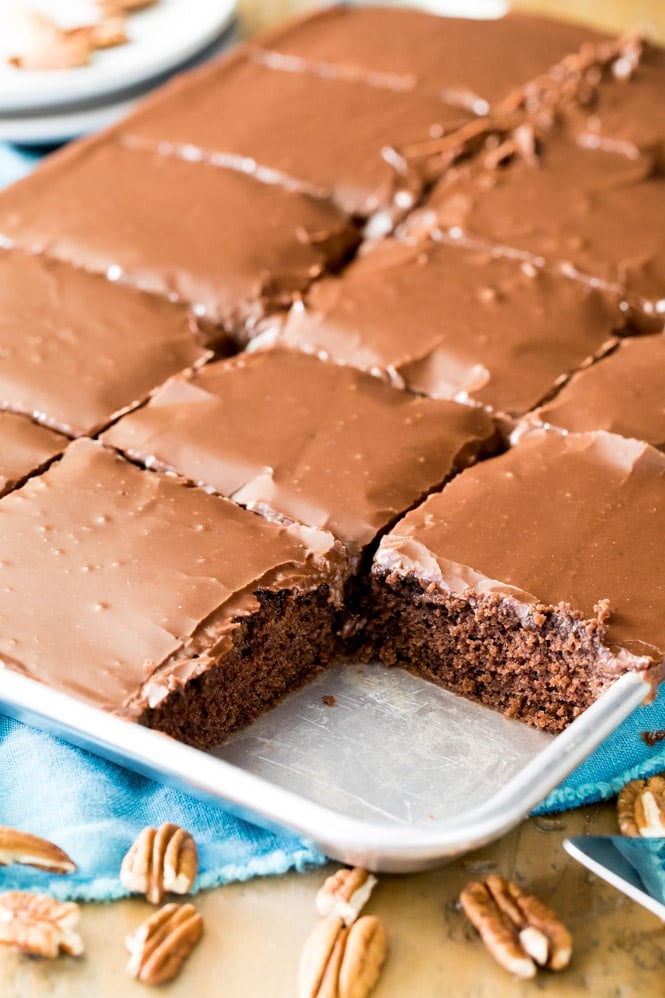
[0,0,237,145]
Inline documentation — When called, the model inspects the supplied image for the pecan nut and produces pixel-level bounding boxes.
[125,902,203,986]
[617,774,665,837]
[7,12,91,70]
[298,914,386,998]
[7,8,127,71]
[0,891,83,958]
[315,867,377,926]
[0,826,76,874]
[120,822,198,904]
[460,875,572,979]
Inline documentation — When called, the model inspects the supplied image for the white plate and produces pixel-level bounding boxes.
[0,0,236,114]
[0,95,139,145]
[0,25,239,145]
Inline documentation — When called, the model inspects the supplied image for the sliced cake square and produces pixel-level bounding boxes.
[368,430,665,732]
[0,438,349,748]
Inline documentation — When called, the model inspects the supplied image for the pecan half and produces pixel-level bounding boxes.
[0,826,76,874]
[7,7,128,71]
[618,774,665,837]
[7,12,91,70]
[315,867,377,926]
[125,902,203,986]
[120,823,198,905]
[298,915,386,998]
[0,891,83,958]
[460,875,572,979]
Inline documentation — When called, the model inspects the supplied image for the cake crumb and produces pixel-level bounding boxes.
[322,695,336,707]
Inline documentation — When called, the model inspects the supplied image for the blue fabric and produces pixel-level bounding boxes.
[1,143,664,901]
[0,715,326,902]
[536,690,665,814]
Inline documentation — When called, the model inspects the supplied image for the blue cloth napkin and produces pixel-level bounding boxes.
[1,143,664,902]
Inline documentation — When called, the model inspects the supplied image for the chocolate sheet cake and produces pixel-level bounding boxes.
[0,439,348,748]
[368,431,665,733]
[102,349,497,562]
[120,50,470,220]
[0,137,359,339]
[0,6,662,745]
[0,248,209,437]
[423,127,665,308]
[254,8,609,110]
[527,334,665,450]
[0,411,66,498]
[270,235,624,416]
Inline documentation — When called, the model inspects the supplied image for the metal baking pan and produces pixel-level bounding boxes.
[0,664,649,872]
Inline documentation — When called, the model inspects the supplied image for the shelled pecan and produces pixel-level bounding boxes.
[125,902,203,986]
[460,875,571,979]
[617,774,665,837]
[120,822,198,904]
[299,914,386,998]
[0,826,76,874]
[0,891,83,958]
[315,867,377,926]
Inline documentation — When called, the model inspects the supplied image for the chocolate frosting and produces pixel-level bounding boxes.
[121,49,469,218]
[0,411,66,498]
[102,349,497,560]
[426,130,665,305]
[531,334,665,449]
[565,42,665,168]
[374,430,665,663]
[255,8,610,110]
[0,138,359,336]
[0,248,209,437]
[0,439,347,712]
[275,236,622,416]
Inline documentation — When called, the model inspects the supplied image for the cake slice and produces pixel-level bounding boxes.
[271,235,624,417]
[368,430,665,732]
[0,138,359,341]
[0,248,210,437]
[254,8,611,111]
[0,438,349,748]
[120,49,470,220]
[102,349,498,564]
[423,128,665,309]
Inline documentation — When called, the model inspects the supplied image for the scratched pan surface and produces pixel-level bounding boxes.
[0,664,648,872]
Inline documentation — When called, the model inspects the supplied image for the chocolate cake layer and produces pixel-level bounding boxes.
[529,334,665,449]
[0,248,209,437]
[424,129,665,306]
[0,438,348,746]
[255,8,610,110]
[0,138,359,338]
[121,49,470,219]
[273,235,624,416]
[369,431,665,731]
[0,411,66,498]
[102,349,498,561]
